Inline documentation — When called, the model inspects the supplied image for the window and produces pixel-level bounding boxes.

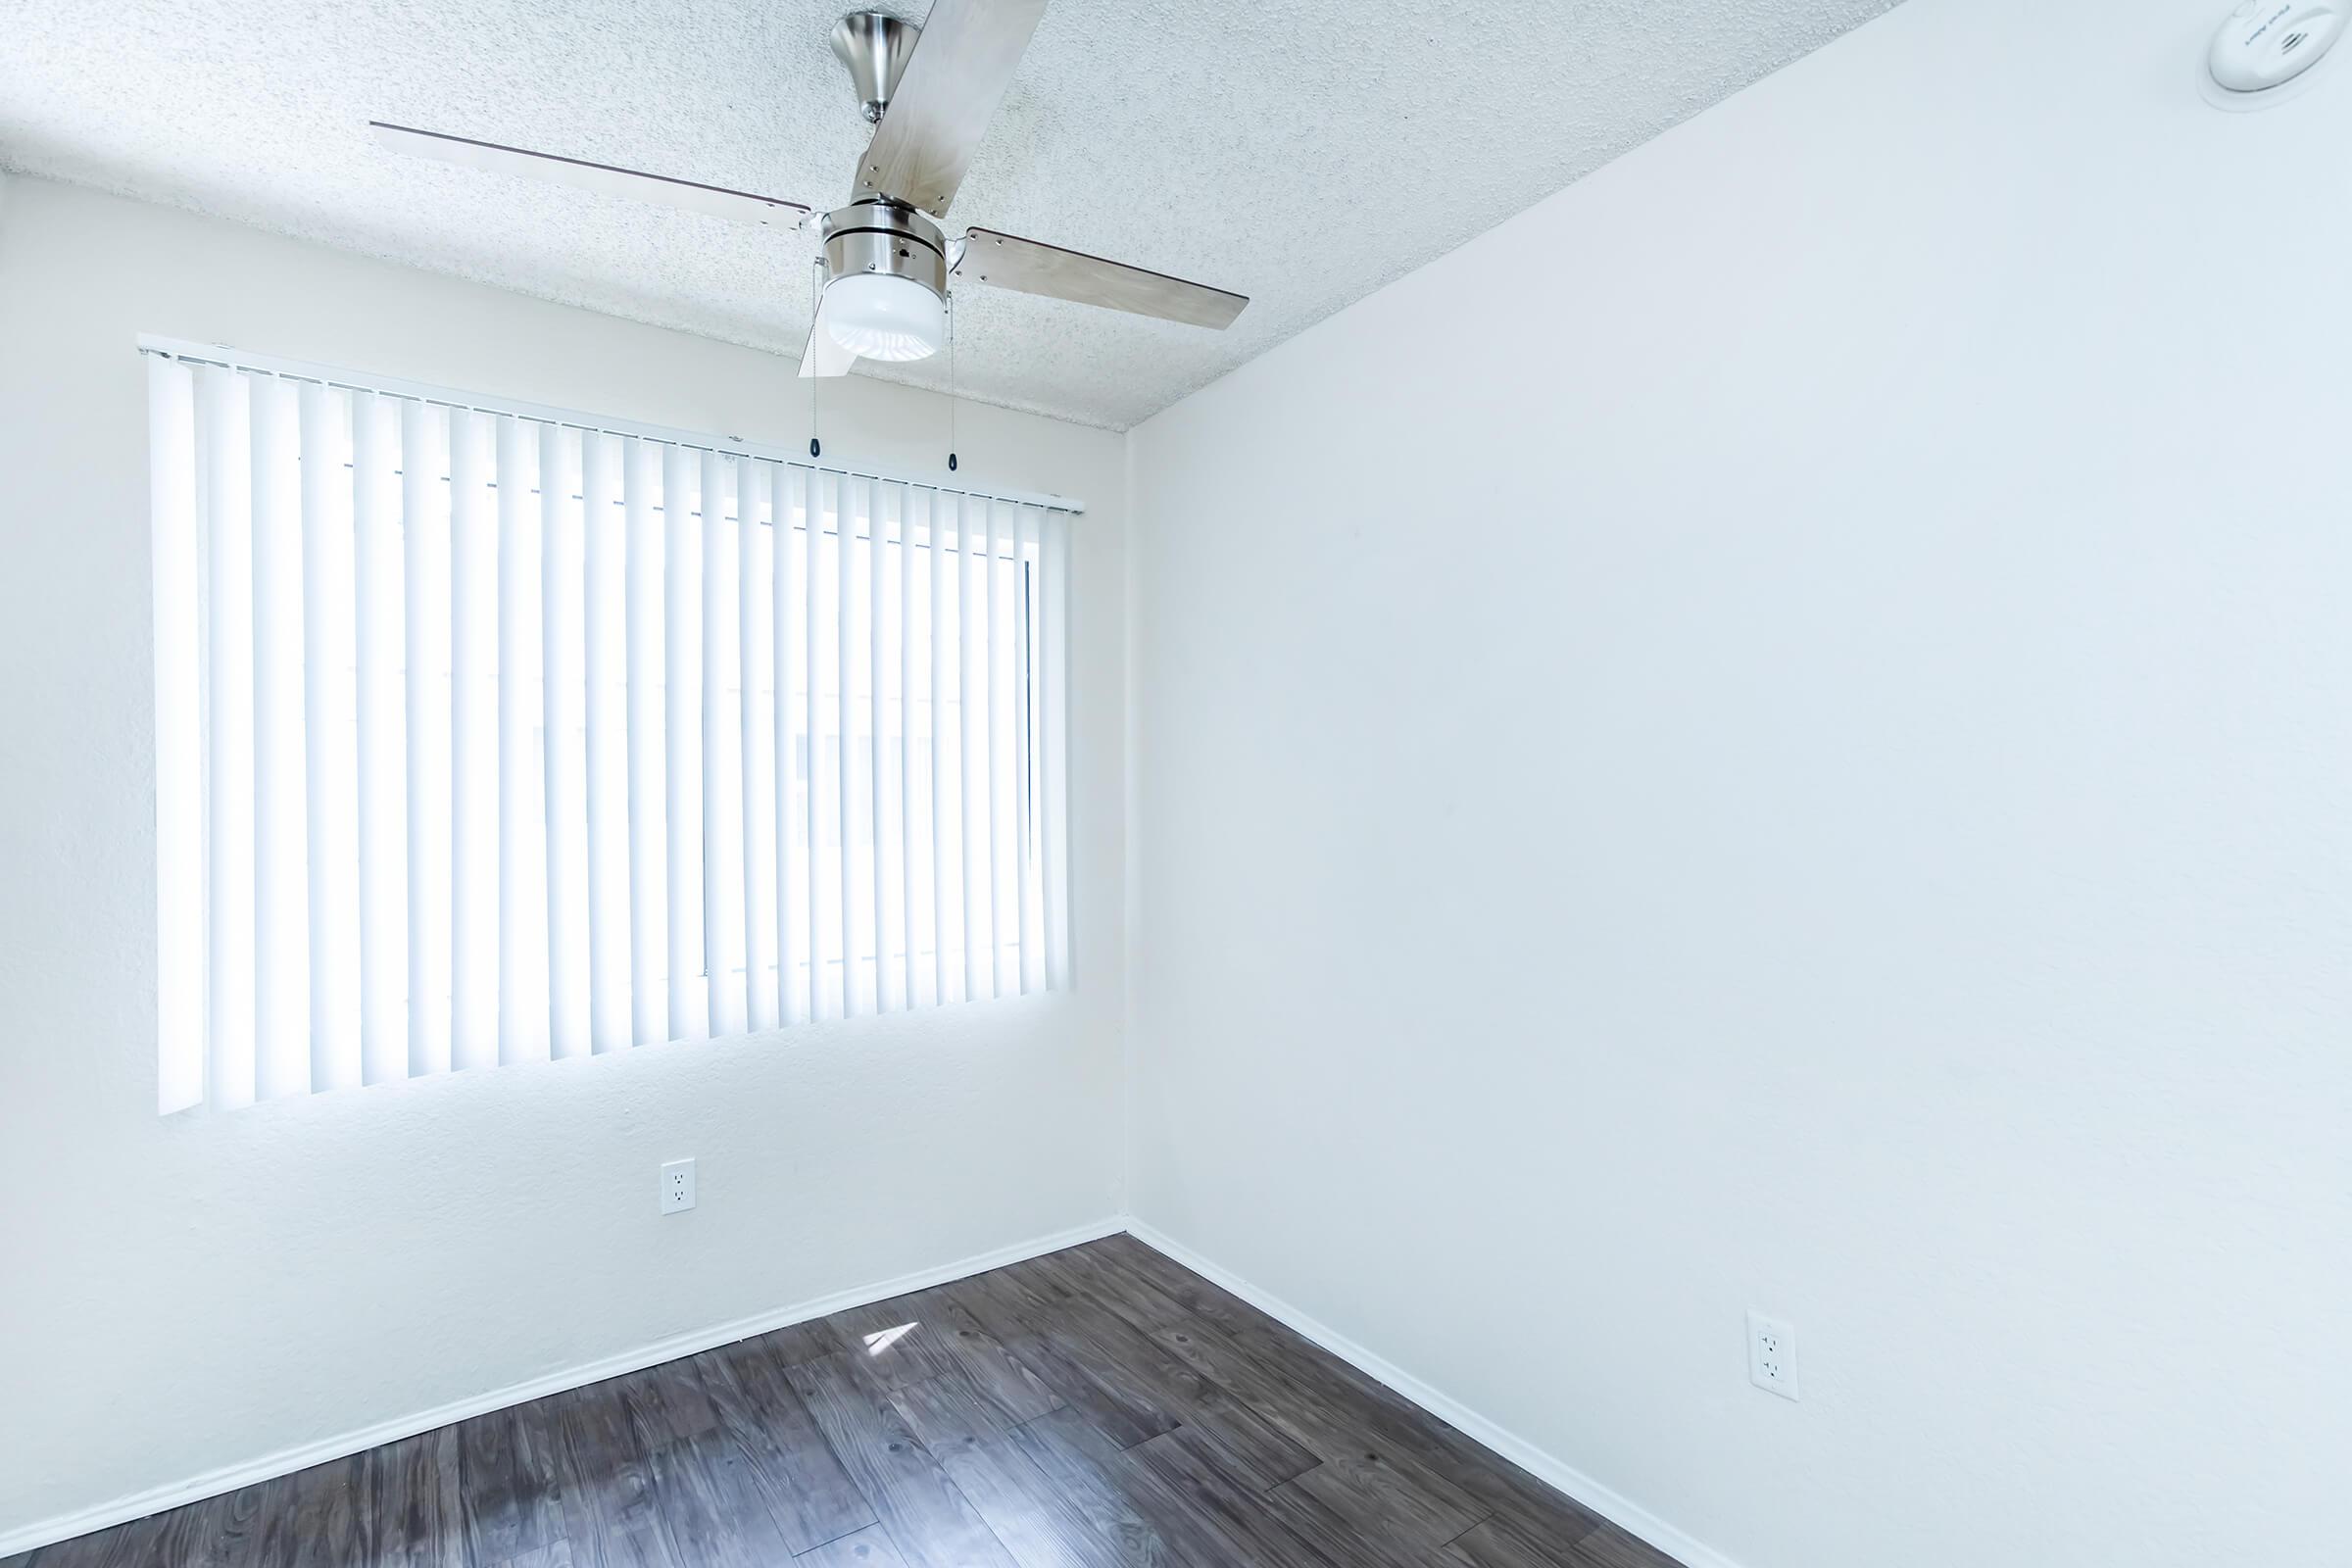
[146,341,1073,1112]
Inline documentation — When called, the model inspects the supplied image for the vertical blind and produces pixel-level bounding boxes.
[147,345,1074,1114]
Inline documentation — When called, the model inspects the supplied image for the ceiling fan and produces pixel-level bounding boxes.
[369,0,1248,384]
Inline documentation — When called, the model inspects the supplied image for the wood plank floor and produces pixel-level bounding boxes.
[8,1235,1685,1568]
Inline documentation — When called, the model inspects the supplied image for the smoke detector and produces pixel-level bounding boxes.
[2204,0,2346,109]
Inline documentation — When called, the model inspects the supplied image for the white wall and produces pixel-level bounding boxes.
[0,176,1126,1544]
[1125,0,2352,1563]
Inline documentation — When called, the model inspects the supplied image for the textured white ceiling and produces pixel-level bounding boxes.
[2,0,1894,429]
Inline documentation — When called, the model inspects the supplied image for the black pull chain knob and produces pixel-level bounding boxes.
[809,437,821,459]
[948,452,958,471]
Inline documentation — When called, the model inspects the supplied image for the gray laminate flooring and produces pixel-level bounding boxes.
[8,1234,1684,1568]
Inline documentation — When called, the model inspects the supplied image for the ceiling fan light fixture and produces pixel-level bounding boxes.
[824,270,948,362]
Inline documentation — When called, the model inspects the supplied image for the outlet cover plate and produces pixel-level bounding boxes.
[1747,1309,1798,1400]
[661,1158,697,1215]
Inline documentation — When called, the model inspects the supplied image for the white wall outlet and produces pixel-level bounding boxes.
[1747,1310,1798,1399]
[660,1158,696,1215]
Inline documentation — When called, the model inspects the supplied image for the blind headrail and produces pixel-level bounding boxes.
[135,334,1086,515]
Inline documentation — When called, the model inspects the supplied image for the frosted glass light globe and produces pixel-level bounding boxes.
[825,272,947,362]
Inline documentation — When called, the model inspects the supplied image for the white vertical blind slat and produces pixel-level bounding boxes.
[582,431,630,1053]
[622,437,668,1048]
[981,498,1004,1001]
[544,422,590,1059]
[899,486,920,1009]
[495,414,545,1064]
[662,444,706,1044]
[1012,504,1036,996]
[838,475,860,1016]
[871,483,895,1011]
[931,490,954,1006]
[402,398,454,1080]
[201,367,259,1109]
[308,392,363,1092]
[777,466,808,1026]
[808,471,831,1020]
[449,409,497,1072]
[151,359,206,1114]
[741,460,779,1034]
[150,355,1077,1113]
[663,442,708,1043]
[400,400,454,1082]
[251,374,311,1100]
[355,390,410,1085]
[1039,510,1070,990]
[703,449,748,1038]
[957,495,985,1004]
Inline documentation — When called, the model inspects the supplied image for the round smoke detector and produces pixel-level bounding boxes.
[2203,0,2347,109]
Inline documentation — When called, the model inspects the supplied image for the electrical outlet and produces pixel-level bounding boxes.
[661,1158,696,1215]
[1747,1310,1798,1400]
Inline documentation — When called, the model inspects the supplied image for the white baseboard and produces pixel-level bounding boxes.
[1121,1219,1744,1568]
[0,1215,1127,1560]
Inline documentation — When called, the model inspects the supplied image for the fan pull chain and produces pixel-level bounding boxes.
[947,295,958,473]
[808,257,824,459]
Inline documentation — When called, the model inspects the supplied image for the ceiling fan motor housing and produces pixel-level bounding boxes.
[822,198,949,301]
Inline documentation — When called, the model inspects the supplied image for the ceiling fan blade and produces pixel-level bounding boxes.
[369,122,812,228]
[800,288,858,379]
[857,0,1048,218]
[956,229,1249,329]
